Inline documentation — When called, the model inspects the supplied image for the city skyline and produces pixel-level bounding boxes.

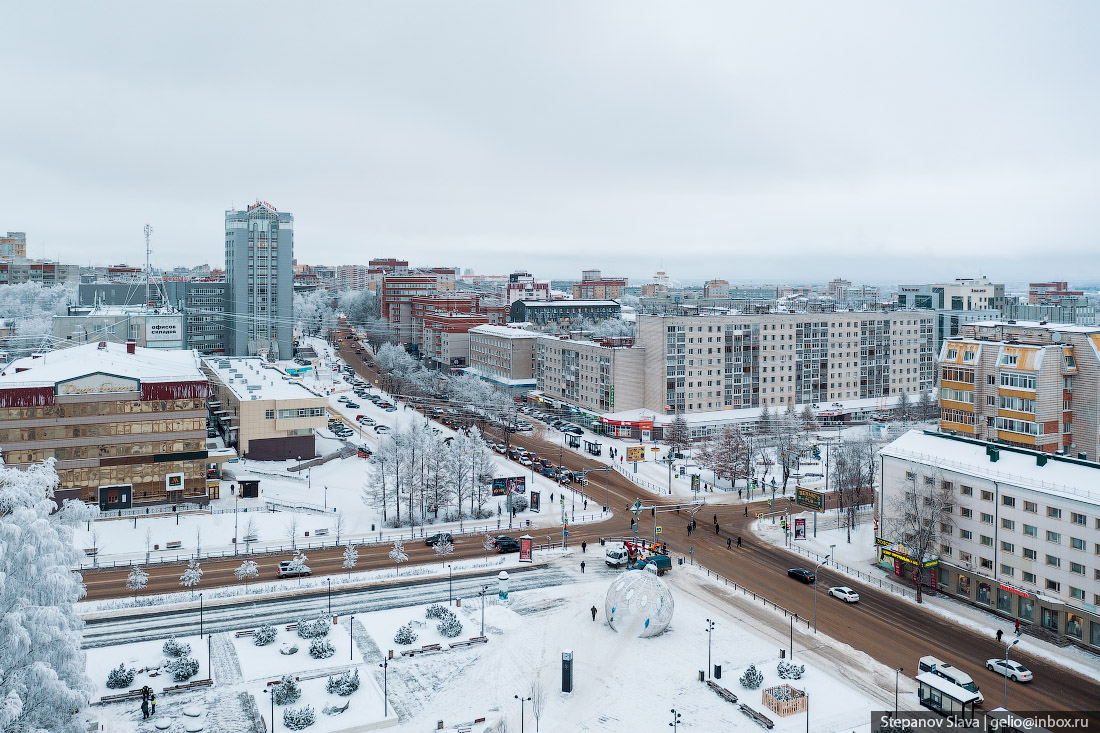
[2,2,1098,281]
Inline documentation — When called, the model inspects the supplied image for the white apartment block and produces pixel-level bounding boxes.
[336,264,372,291]
[535,335,646,415]
[880,430,1100,649]
[468,325,538,390]
[634,312,934,416]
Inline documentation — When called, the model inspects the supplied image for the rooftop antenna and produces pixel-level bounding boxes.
[143,224,153,308]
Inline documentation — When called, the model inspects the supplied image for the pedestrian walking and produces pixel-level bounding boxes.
[715,523,720,535]
[580,561,586,574]
[550,493,554,503]
[744,506,748,516]
[142,686,150,702]
[738,489,742,499]
[713,513,717,525]
[736,536,742,547]
[1014,619,1021,636]
[581,541,587,554]
[150,694,156,715]
[727,537,732,549]
[141,699,149,719]
[584,500,588,510]
[591,605,597,621]
[996,629,1003,642]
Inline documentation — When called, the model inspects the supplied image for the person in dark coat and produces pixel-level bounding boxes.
[727,537,732,550]
[580,561,586,573]
[141,699,149,719]
[591,605,597,621]
[996,629,1003,642]
[150,693,156,715]
[581,541,587,553]
[715,523,720,535]
[736,536,742,547]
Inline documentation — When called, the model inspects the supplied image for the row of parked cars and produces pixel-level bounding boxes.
[519,406,584,436]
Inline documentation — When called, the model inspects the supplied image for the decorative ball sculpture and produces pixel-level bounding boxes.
[604,563,675,638]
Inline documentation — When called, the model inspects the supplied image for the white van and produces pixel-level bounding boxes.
[605,544,630,568]
[917,656,983,705]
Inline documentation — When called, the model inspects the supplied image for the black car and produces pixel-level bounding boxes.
[495,537,521,553]
[787,568,816,584]
[425,532,453,547]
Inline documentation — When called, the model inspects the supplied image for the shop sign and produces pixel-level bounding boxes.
[56,372,140,395]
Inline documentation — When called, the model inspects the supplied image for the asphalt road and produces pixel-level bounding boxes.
[77,339,1100,718]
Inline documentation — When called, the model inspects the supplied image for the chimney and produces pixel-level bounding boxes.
[126,339,136,354]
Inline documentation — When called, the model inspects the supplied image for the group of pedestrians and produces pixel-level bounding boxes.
[139,686,156,719]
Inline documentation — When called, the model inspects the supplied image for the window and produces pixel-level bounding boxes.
[980,558,993,570]
[1071,512,1086,526]
[998,395,1035,412]
[1047,531,1061,543]
[1045,580,1060,592]
[1001,541,1014,553]
[1001,564,1014,576]
[1002,496,1015,508]
[1047,507,1062,519]
[960,507,973,519]
[945,348,958,360]
[996,417,1038,435]
[961,485,973,496]
[980,535,993,547]
[1024,501,1037,513]
[1064,353,1076,369]
[1000,353,1018,367]
[265,409,274,419]
[1000,372,1036,389]
[1023,548,1037,560]
[981,512,993,524]
[941,387,973,404]
[1046,555,1061,567]
[980,490,993,501]
[960,529,973,540]
[1002,518,1015,530]
[905,471,915,480]
[1023,524,1038,537]
[940,544,952,556]
[1022,571,1036,584]
[1070,562,1085,575]
[1071,537,1085,551]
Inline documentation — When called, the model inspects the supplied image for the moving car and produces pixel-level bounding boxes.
[828,586,859,603]
[493,535,521,553]
[519,456,533,466]
[787,568,816,584]
[918,656,984,705]
[276,560,311,578]
[985,659,1032,683]
[425,532,453,547]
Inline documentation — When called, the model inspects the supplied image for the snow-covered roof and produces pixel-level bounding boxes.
[598,393,916,426]
[971,320,1100,334]
[881,430,1100,508]
[202,357,325,402]
[469,324,541,340]
[0,341,205,386]
[516,299,620,307]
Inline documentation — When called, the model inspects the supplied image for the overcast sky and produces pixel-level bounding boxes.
[1,2,1097,283]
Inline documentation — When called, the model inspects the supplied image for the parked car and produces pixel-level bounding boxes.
[385,406,397,413]
[564,426,584,436]
[985,659,1032,683]
[787,568,816,584]
[375,425,391,433]
[541,467,557,479]
[425,532,453,547]
[828,586,859,603]
[337,396,351,403]
[345,402,359,409]
[494,536,521,553]
[276,560,311,578]
[519,456,533,466]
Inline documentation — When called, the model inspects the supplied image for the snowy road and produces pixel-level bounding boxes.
[81,566,569,648]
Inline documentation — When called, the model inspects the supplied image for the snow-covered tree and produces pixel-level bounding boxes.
[286,551,310,586]
[530,677,546,732]
[0,281,76,357]
[106,663,136,689]
[126,564,149,600]
[342,542,359,579]
[309,638,335,659]
[665,412,690,456]
[283,705,315,730]
[234,560,259,591]
[483,533,496,561]
[800,405,818,432]
[394,622,417,644]
[325,668,360,696]
[885,468,953,604]
[739,664,763,689]
[916,391,937,421]
[294,289,335,337]
[272,675,302,705]
[896,391,912,422]
[180,557,203,598]
[253,625,277,646]
[434,538,454,567]
[389,539,408,576]
[285,514,300,550]
[339,290,378,325]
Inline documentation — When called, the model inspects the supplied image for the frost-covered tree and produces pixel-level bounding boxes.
[180,558,203,598]
[530,677,545,732]
[234,560,259,591]
[286,551,310,586]
[309,638,335,659]
[285,514,300,550]
[434,538,454,568]
[739,664,763,689]
[339,290,378,326]
[389,539,408,576]
[126,564,149,600]
[294,289,335,337]
[272,675,302,705]
[0,281,76,357]
[665,412,690,457]
[342,542,359,579]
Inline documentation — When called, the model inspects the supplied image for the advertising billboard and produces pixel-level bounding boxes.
[530,491,540,513]
[492,476,526,496]
[145,315,183,342]
[795,486,825,512]
[794,517,806,540]
[519,536,533,563]
[626,446,645,462]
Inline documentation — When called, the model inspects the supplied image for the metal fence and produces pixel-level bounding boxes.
[97,503,204,519]
[691,559,812,629]
[783,542,916,601]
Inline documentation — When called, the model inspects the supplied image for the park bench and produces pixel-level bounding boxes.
[234,629,255,637]
[314,528,329,536]
[284,623,298,631]
[706,680,738,705]
[400,643,442,657]
[738,703,774,730]
[84,547,98,557]
[165,541,182,550]
[99,689,144,704]
[163,679,212,694]
[448,636,489,649]
[243,533,259,543]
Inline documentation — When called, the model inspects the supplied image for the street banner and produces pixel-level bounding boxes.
[492,476,526,496]
[531,491,540,513]
[795,486,825,512]
[519,536,533,563]
[627,446,645,462]
[794,518,806,540]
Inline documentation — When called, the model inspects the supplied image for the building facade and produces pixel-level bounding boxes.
[0,259,80,286]
[53,307,185,351]
[635,311,934,415]
[0,231,27,260]
[467,324,539,391]
[937,320,1100,461]
[225,201,294,358]
[880,430,1100,650]
[202,357,327,460]
[573,269,627,300]
[509,299,621,326]
[505,271,551,304]
[535,335,646,415]
[77,280,229,353]
[0,341,211,509]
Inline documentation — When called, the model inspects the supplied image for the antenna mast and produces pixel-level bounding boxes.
[143,224,153,307]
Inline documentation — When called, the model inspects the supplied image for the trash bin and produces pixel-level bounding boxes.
[678,557,684,565]
[526,519,531,527]
[698,670,704,682]
[780,649,786,659]
[600,538,605,546]
[714,665,722,680]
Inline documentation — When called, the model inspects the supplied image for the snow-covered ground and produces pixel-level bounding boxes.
[752,511,1100,681]
[84,555,907,733]
[86,634,210,699]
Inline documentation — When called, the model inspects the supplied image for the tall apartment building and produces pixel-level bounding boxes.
[336,264,371,291]
[505,271,550,304]
[937,320,1100,461]
[467,324,539,392]
[0,259,80,286]
[573,269,627,300]
[535,334,646,417]
[0,231,27,259]
[225,201,294,359]
[634,312,934,415]
[1030,282,1085,305]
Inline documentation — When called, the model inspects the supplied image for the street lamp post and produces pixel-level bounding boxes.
[705,618,715,679]
[263,688,275,732]
[199,592,204,639]
[480,585,490,636]
[813,554,830,633]
[669,709,682,731]
[515,695,531,733]
[327,578,332,615]
[448,565,453,606]
[790,615,795,659]
[324,485,328,511]
[234,495,239,555]
[349,615,354,660]
[895,667,903,716]
[379,658,389,718]
[1003,639,1019,708]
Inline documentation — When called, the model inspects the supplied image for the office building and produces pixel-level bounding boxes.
[52,306,185,350]
[1030,282,1086,306]
[573,269,627,300]
[938,320,1100,460]
[0,341,212,509]
[0,259,80,286]
[505,271,551,304]
[202,356,327,460]
[509,299,621,326]
[467,324,539,392]
[897,277,1006,312]
[535,334,647,418]
[225,201,294,359]
[880,430,1100,649]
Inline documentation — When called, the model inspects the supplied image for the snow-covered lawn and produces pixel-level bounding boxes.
[365,602,475,653]
[233,623,362,682]
[248,672,391,733]
[85,634,210,698]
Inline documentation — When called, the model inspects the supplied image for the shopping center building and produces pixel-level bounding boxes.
[0,340,211,510]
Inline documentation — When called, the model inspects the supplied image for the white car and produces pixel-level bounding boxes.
[519,456,533,466]
[985,659,1032,682]
[828,586,859,603]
